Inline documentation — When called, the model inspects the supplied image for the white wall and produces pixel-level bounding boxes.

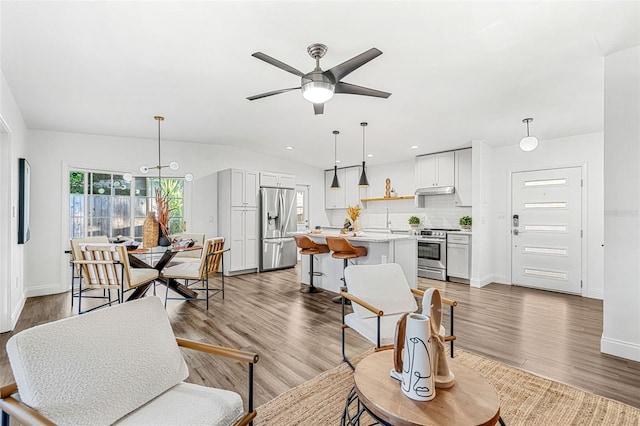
[602,46,640,362]
[470,140,494,287]
[25,129,328,297]
[0,70,28,331]
[483,132,604,298]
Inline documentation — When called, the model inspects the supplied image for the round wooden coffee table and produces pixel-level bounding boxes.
[346,350,502,426]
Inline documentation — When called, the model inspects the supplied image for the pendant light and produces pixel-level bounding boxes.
[330,130,340,189]
[123,116,194,182]
[358,122,369,187]
[519,117,539,152]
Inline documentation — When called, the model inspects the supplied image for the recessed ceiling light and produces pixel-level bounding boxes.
[367,154,374,158]
[336,160,341,163]
[285,146,294,150]
[410,145,419,149]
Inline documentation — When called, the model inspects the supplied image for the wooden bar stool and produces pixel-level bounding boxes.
[294,235,329,293]
[325,236,368,304]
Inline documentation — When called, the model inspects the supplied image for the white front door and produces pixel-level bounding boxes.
[511,167,582,294]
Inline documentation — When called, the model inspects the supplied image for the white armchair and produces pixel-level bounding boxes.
[0,297,258,426]
[341,263,456,369]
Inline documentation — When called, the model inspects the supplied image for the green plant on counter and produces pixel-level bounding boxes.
[408,216,420,225]
[459,216,472,227]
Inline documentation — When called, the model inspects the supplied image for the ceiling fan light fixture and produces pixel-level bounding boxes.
[519,118,539,152]
[301,80,334,103]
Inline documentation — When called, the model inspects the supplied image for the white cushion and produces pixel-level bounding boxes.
[345,313,447,346]
[129,268,159,288]
[163,261,201,280]
[6,297,189,426]
[345,312,409,346]
[344,263,418,319]
[115,382,243,426]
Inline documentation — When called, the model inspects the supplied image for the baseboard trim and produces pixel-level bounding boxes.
[470,274,508,288]
[26,284,66,298]
[10,295,25,331]
[585,288,603,300]
[601,336,640,362]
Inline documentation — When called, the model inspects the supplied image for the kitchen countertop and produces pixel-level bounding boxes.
[303,231,415,243]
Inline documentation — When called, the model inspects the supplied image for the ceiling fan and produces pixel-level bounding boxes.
[247,43,391,115]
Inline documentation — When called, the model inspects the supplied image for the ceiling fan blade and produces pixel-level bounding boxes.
[326,48,383,82]
[251,52,305,77]
[313,103,324,115]
[334,82,391,98]
[246,87,301,101]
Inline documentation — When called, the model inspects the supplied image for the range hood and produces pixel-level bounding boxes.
[414,186,455,196]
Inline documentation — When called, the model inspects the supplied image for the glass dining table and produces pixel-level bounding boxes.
[126,245,203,301]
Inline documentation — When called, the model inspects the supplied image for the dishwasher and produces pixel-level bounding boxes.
[447,233,471,284]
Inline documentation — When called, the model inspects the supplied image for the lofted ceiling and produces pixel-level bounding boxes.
[1,1,638,169]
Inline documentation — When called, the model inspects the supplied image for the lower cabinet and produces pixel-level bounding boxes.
[447,234,471,282]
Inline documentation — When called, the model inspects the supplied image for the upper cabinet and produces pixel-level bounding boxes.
[325,166,366,209]
[454,148,472,207]
[415,151,455,188]
[260,172,295,188]
[228,169,258,207]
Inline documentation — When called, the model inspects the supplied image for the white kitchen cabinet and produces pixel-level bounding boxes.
[344,166,363,207]
[415,151,455,188]
[325,166,365,209]
[218,168,259,275]
[229,169,258,207]
[260,171,295,188]
[325,168,346,209]
[455,148,472,207]
[229,206,257,272]
[447,233,471,282]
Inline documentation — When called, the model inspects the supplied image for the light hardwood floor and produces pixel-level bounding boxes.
[1,264,639,411]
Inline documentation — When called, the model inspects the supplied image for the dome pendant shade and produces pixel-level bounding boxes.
[520,136,539,152]
[519,118,539,152]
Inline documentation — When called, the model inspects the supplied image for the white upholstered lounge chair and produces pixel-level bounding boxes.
[0,296,258,426]
[341,263,456,369]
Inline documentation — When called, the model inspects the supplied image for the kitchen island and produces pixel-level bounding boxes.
[299,232,417,293]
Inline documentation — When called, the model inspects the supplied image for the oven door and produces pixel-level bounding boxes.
[417,238,446,270]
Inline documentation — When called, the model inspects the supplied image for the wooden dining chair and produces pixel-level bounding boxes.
[73,244,158,314]
[161,237,227,310]
[69,236,110,310]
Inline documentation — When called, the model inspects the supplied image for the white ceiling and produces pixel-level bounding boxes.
[1,1,638,169]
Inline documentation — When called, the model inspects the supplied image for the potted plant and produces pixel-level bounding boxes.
[408,216,421,228]
[459,216,472,231]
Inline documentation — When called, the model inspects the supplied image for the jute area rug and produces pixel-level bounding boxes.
[256,349,640,425]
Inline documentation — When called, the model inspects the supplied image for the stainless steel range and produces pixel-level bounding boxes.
[417,229,456,281]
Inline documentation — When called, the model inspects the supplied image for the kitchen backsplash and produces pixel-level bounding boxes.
[326,194,471,230]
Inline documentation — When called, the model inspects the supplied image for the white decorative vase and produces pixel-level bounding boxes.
[400,314,435,401]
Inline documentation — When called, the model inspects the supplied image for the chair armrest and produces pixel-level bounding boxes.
[340,291,384,316]
[175,338,258,426]
[0,384,55,426]
[176,338,259,364]
[410,288,457,306]
[72,260,120,265]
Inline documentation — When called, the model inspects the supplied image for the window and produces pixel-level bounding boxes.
[69,170,185,240]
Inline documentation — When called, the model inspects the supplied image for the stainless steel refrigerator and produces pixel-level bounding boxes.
[260,186,297,271]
